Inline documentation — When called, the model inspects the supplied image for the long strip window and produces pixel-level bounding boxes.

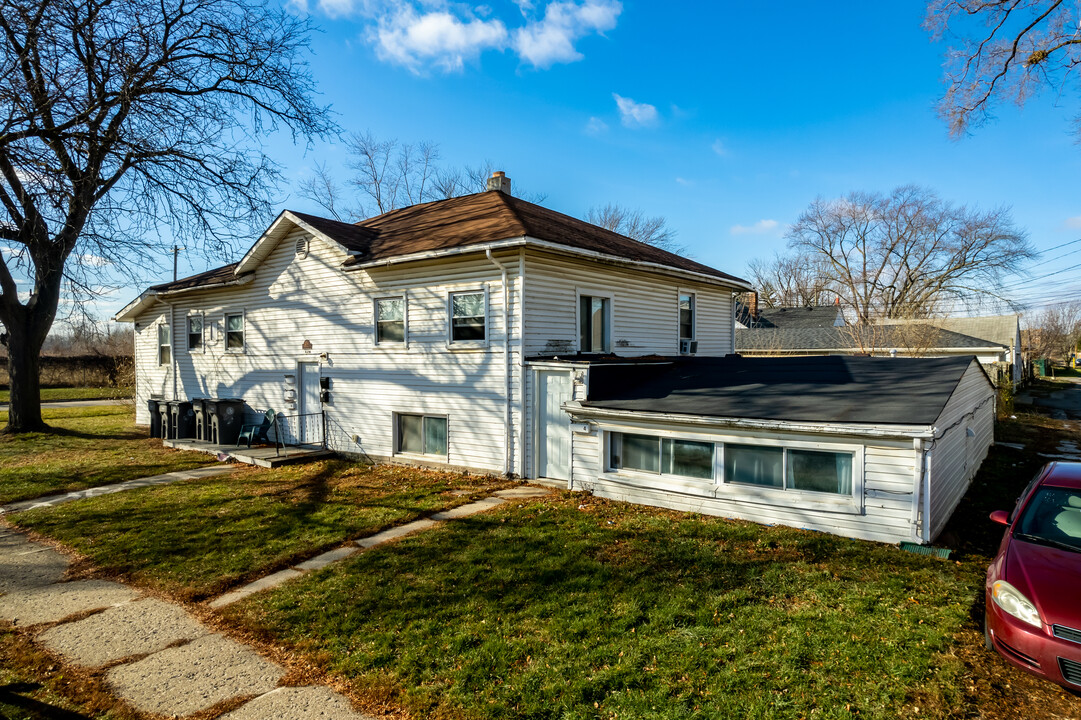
[679,293,695,341]
[397,413,448,456]
[608,433,853,495]
[225,313,244,351]
[579,295,611,353]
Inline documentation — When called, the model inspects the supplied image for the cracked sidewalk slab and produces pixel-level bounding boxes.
[220,686,377,720]
[0,540,69,593]
[0,579,139,626]
[107,633,284,717]
[38,598,207,667]
[208,569,305,609]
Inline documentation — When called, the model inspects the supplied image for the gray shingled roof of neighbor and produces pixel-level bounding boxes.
[750,305,845,329]
[878,315,1018,349]
[734,325,1005,352]
[581,355,987,425]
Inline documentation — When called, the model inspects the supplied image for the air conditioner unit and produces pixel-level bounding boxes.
[679,339,698,355]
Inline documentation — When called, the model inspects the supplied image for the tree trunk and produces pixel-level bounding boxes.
[3,318,47,433]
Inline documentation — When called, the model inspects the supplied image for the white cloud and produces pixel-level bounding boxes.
[514,0,621,68]
[1064,215,1081,229]
[711,139,727,157]
[77,253,111,267]
[730,219,780,236]
[585,116,608,134]
[675,177,693,186]
[375,8,508,73]
[612,93,657,128]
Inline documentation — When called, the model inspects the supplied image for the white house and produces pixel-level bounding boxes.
[116,173,995,545]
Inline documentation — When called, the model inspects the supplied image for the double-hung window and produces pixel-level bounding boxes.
[579,295,611,353]
[397,413,448,456]
[376,297,406,344]
[679,293,695,342]
[157,323,171,366]
[449,291,485,343]
[225,313,244,351]
[187,314,203,351]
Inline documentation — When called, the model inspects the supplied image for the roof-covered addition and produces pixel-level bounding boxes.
[735,325,1005,353]
[579,355,986,426]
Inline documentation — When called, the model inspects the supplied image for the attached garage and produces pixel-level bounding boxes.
[554,355,995,545]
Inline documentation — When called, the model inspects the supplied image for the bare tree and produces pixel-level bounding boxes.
[1028,301,1081,361]
[586,203,682,252]
[0,0,333,432]
[926,0,1081,137]
[297,162,361,223]
[786,186,1034,326]
[747,251,832,309]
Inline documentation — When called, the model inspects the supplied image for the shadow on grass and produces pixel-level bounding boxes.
[0,682,93,720]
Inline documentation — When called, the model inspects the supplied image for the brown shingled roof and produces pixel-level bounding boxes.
[320,191,746,285]
[149,262,241,292]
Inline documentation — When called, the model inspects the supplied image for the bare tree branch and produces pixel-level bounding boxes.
[586,203,683,253]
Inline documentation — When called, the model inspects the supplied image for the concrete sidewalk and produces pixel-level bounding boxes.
[0,484,553,718]
[0,528,375,719]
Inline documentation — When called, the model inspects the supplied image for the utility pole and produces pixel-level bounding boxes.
[172,245,179,281]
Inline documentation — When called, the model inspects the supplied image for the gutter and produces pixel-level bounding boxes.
[486,248,513,477]
[564,402,934,440]
[344,236,753,292]
[114,274,255,322]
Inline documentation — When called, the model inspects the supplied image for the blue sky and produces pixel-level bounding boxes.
[99,0,1081,320]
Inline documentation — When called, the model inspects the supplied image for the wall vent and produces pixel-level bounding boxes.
[295,236,309,259]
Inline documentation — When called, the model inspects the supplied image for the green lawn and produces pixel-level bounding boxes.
[223,496,978,720]
[12,462,512,600]
[0,406,213,505]
[0,386,132,402]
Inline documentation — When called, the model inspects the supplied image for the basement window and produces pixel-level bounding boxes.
[725,444,852,495]
[397,413,448,457]
[608,433,713,479]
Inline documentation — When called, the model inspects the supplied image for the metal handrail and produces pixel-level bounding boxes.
[268,411,326,456]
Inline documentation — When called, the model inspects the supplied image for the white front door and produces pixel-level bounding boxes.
[537,370,572,481]
[297,361,321,444]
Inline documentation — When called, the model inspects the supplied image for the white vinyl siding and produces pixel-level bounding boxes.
[523,250,737,357]
[130,230,524,475]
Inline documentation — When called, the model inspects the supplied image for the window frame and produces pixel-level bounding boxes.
[374,294,408,347]
[157,322,171,366]
[394,412,449,458]
[447,287,489,347]
[224,311,245,354]
[576,289,613,354]
[601,427,863,511]
[678,291,696,344]
[186,312,205,353]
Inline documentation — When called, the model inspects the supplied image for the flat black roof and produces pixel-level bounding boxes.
[581,355,988,426]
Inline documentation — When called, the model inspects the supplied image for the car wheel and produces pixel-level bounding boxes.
[984,612,994,651]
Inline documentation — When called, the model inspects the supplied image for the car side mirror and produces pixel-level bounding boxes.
[989,510,1010,526]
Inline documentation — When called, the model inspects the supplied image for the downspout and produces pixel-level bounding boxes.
[167,302,177,401]
[486,248,512,477]
[923,445,933,544]
[911,439,923,543]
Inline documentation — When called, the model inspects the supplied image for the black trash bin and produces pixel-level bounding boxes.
[158,402,172,439]
[190,398,207,441]
[147,398,163,438]
[205,398,244,445]
[168,400,195,439]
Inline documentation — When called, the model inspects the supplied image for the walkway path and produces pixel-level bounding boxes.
[0,464,233,515]
[0,484,552,718]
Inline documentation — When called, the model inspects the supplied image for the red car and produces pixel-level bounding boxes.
[985,461,1081,691]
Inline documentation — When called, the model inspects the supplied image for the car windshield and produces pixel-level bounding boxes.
[1015,487,1081,553]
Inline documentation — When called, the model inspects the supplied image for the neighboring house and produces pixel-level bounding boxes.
[736,309,1022,385]
[736,302,845,330]
[116,174,995,544]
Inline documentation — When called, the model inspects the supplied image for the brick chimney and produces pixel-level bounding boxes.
[486,171,511,194]
[748,291,758,322]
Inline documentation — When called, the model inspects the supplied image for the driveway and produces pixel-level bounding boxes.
[1016,378,1081,420]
